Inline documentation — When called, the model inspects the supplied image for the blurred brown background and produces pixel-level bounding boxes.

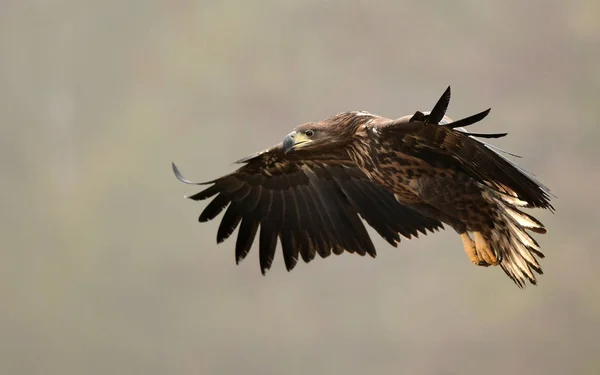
[2,1,599,374]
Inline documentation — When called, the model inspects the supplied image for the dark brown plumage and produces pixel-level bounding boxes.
[174,87,554,288]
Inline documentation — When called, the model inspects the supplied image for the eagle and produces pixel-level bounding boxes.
[173,87,554,288]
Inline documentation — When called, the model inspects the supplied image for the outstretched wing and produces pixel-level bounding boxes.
[381,87,554,211]
[410,120,554,211]
[173,144,442,274]
[378,87,554,287]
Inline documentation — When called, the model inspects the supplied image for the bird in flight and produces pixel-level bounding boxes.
[173,87,554,288]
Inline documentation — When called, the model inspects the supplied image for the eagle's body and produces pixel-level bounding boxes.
[345,114,493,230]
[174,87,553,288]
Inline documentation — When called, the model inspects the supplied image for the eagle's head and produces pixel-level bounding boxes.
[282,111,376,154]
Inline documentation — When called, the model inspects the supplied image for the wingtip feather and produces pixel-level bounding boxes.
[172,162,202,185]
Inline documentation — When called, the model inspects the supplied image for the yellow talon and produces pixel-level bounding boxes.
[461,232,480,265]
[474,232,499,266]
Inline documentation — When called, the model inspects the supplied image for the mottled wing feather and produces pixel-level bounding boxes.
[381,117,553,211]
[172,146,443,274]
[378,106,553,288]
[431,125,553,210]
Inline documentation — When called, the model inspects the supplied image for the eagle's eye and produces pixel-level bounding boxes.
[305,130,314,137]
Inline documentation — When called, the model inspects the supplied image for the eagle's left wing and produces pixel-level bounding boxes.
[173,144,442,274]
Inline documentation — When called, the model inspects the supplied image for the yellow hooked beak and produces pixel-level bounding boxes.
[282,131,313,154]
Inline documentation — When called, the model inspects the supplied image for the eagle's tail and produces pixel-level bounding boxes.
[482,186,547,288]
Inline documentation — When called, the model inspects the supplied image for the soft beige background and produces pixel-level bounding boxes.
[2,1,599,374]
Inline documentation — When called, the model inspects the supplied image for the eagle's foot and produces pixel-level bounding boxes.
[474,232,499,266]
[461,232,496,267]
[461,232,484,266]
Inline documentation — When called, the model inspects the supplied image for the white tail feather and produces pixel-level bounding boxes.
[482,189,547,287]
[504,206,547,234]
[499,194,530,207]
